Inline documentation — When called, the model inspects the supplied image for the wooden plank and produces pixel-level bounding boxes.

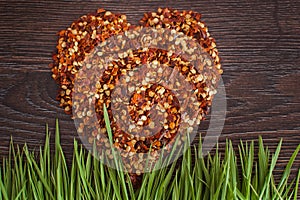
[0,0,299,196]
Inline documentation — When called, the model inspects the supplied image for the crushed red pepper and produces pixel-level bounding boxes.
[50,7,222,180]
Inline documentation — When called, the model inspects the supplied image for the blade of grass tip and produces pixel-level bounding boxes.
[239,140,253,198]
[293,169,300,200]
[142,143,153,174]
[154,146,171,189]
[198,147,210,183]
[179,140,191,200]
[42,124,52,200]
[55,120,70,199]
[85,150,92,178]
[4,137,13,199]
[193,146,200,193]
[166,135,181,166]
[192,145,197,175]
[154,143,166,171]
[60,149,70,200]
[230,140,239,198]
[209,145,217,198]
[258,136,268,192]
[184,134,191,171]
[246,141,254,199]
[146,156,158,199]
[259,139,282,199]
[212,145,226,200]
[103,104,130,200]
[69,148,76,200]
[277,144,300,193]
[184,145,195,199]
[239,140,253,199]
[55,119,60,165]
[16,147,26,199]
[11,140,20,199]
[54,119,62,200]
[195,164,206,199]
[57,121,72,199]
[17,145,28,200]
[41,124,48,178]
[221,140,231,200]
[103,103,119,171]
[238,142,246,191]
[53,121,63,200]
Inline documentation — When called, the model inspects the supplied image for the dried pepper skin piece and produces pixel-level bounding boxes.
[50,9,131,114]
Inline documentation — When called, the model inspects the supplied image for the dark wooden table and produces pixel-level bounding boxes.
[0,0,299,195]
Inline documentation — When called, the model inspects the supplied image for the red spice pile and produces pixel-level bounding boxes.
[50,8,222,175]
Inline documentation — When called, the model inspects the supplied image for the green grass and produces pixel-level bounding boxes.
[0,118,299,200]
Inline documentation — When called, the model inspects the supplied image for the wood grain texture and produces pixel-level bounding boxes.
[0,0,299,195]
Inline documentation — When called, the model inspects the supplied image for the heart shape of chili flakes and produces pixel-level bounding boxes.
[50,7,223,174]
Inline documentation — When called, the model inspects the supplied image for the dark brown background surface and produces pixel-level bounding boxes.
[0,0,299,195]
